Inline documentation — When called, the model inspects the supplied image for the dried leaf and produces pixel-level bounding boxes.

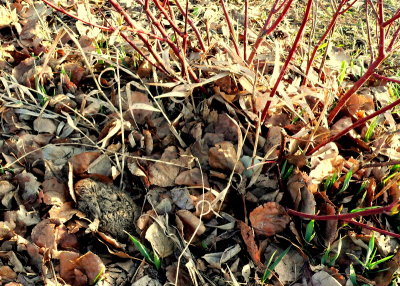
[166,263,194,286]
[311,271,341,286]
[208,141,244,173]
[175,168,210,187]
[0,266,17,282]
[76,252,105,284]
[320,203,338,245]
[31,219,57,249]
[145,221,175,258]
[69,152,101,175]
[237,221,261,266]
[176,210,206,240]
[15,171,40,203]
[42,178,67,206]
[148,146,181,187]
[33,117,57,134]
[126,91,154,124]
[249,202,290,236]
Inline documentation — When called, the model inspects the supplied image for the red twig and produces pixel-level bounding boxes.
[344,219,400,239]
[373,73,400,84]
[327,56,386,124]
[41,0,112,31]
[143,0,199,82]
[383,8,400,27]
[260,0,314,122]
[41,0,171,75]
[152,0,185,38]
[246,0,294,65]
[173,0,206,52]
[109,0,172,74]
[307,95,400,155]
[244,0,248,62]
[289,203,400,239]
[327,0,400,123]
[219,0,241,58]
[287,200,398,221]
[303,0,353,85]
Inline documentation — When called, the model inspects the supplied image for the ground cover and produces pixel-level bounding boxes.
[0,0,400,285]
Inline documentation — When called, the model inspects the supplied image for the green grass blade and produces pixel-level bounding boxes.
[93,266,105,284]
[125,231,153,263]
[369,254,394,269]
[338,60,348,85]
[364,116,379,142]
[365,233,375,266]
[321,244,331,265]
[305,220,315,243]
[262,246,291,282]
[350,206,381,213]
[329,235,342,266]
[349,264,358,286]
[347,253,366,268]
[152,251,161,270]
[338,170,353,194]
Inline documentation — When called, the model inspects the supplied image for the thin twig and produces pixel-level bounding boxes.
[219,0,241,57]
[173,0,206,51]
[308,95,400,155]
[261,0,314,122]
[247,0,294,65]
[287,199,398,221]
[343,219,400,239]
[244,0,248,61]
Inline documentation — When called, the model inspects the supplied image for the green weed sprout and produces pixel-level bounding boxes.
[304,220,316,244]
[347,232,394,274]
[324,173,337,191]
[364,116,379,142]
[338,60,348,85]
[93,267,106,284]
[281,160,294,180]
[382,164,400,185]
[125,231,161,270]
[321,236,342,267]
[338,170,353,194]
[261,246,291,283]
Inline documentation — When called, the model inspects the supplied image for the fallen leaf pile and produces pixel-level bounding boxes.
[0,0,400,285]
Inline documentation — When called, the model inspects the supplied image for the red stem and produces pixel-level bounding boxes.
[246,0,294,65]
[244,0,248,62]
[325,0,400,123]
[308,95,400,155]
[143,0,199,82]
[41,0,170,75]
[288,199,400,239]
[261,0,313,122]
[327,54,386,124]
[108,0,172,75]
[387,25,400,52]
[383,8,400,27]
[173,0,206,52]
[373,73,400,84]
[219,0,241,58]
[152,0,185,38]
[41,0,112,31]
[343,219,400,239]
[287,199,398,221]
[303,0,350,85]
